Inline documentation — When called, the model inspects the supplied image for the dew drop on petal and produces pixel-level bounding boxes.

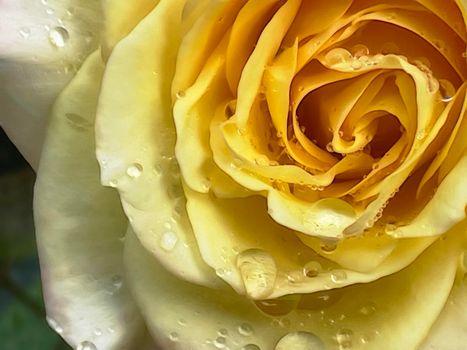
[176,90,186,99]
[439,79,455,103]
[76,341,97,350]
[303,261,322,277]
[126,163,143,178]
[324,48,353,67]
[218,328,228,337]
[238,323,254,337]
[19,27,31,39]
[336,329,353,349]
[359,302,376,316]
[48,27,69,48]
[160,231,178,251]
[320,239,338,254]
[351,44,369,58]
[237,249,277,299]
[169,332,179,342]
[242,345,261,350]
[214,336,227,348]
[330,270,347,284]
[275,331,325,350]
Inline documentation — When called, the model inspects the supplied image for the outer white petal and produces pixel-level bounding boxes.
[0,0,101,169]
[34,51,145,349]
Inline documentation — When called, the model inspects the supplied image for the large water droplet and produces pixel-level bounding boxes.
[275,332,325,350]
[331,270,347,284]
[303,261,322,277]
[160,231,178,251]
[76,341,97,350]
[126,163,143,178]
[324,48,353,68]
[237,249,277,299]
[238,323,254,337]
[439,79,455,103]
[351,44,369,58]
[48,27,69,48]
[320,239,338,253]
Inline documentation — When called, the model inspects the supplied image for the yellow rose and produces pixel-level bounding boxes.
[1,0,466,349]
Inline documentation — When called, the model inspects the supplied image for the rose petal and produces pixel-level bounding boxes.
[0,0,101,169]
[125,219,466,350]
[34,51,145,349]
[95,0,221,288]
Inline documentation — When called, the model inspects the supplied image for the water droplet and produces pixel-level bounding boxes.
[214,336,227,348]
[255,297,297,316]
[416,129,427,140]
[372,163,380,171]
[66,7,75,18]
[351,44,369,58]
[217,329,228,337]
[76,341,97,350]
[169,332,179,342]
[111,275,123,290]
[242,345,260,350]
[178,318,187,326]
[324,48,353,67]
[336,329,353,349]
[176,91,186,99]
[320,240,338,253]
[45,7,54,15]
[237,127,247,136]
[201,179,211,192]
[108,179,118,188]
[359,302,376,316]
[48,27,69,48]
[275,331,325,350]
[237,249,277,299]
[41,0,48,4]
[439,79,455,103]
[238,323,254,336]
[160,231,178,251]
[19,27,31,39]
[385,223,397,234]
[94,328,103,336]
[331,270,347,284]
[126,163,143,178]
[46,316,63,334]
[287,270,305,283]
[326,142,335,153]
[351,59,363,70]
[303,261,322,277]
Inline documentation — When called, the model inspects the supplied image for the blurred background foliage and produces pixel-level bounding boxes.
[0,128,70,349]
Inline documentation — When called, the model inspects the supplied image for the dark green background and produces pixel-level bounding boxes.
[0,128,71,350]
